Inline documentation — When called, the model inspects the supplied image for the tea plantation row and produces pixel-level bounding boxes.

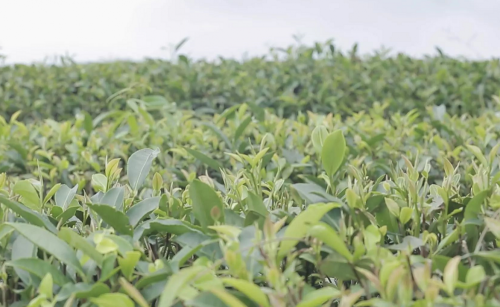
[2,41,500,121]
[1,96,500,306]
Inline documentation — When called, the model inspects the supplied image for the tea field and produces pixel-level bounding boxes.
[1,42,500,307]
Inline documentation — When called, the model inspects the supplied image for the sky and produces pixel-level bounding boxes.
[0,0,499,64]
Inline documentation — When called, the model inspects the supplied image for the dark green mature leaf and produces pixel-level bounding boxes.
[185,148,222,170]
[100,187,125,210]
[5,223,85,277]
[126,197,160,228]
[6,258,71,286]
[55,184,78,210]
[88,204,133,235]
[57,282,110,301]
[0,195,57,233]
[189,180,225,229]
[133,219,202,242]
[246,192,268,217]
[127,148,160,190]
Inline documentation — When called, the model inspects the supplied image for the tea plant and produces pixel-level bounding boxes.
[2,41,500,121]
[1,117,500,306]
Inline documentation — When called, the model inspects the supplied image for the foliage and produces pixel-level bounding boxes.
[1,40,500,121]
[1,45,500,306]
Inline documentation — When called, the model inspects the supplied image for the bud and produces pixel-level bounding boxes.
[0,173,6,189]
[152,172,163,193]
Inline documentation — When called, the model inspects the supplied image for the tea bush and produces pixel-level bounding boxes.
[2,41,500,120]
[1,46,500,307]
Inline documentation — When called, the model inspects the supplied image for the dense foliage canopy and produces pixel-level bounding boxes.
[1,42,500,307]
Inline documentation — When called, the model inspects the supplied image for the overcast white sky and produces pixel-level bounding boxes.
[0,0,499,63]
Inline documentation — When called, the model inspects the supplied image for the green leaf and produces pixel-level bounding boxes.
[55,184,78,210]
[119,277,149,307]
[58,227,103,266]
[209,288,247,307]
[133,219,202,242]
[0,195,57,233]
[57,283,110,301]
[158,266,206,307]
[88,204,133,235]
[464,191,488,220]
[13,180,40,211]
[92,174,108,192]
[202,122,232,149]
[118,251,141,281]
[189,180,225,229]
[321,130,346,177]
[5,222,84,277]
[485,217,500,239]
[100,187,125,210]
[246,192,268,217]
[221,278,270,307]
[233,116,252,142]
[39,274,53,299]
[296,287,341,307]
[443,256,460,294]
[126,197,160,228]
[6,258,71,286]
[311,125,329,154]
[43,183,61,205]
[90,293,134,307]
[185,148,222,170]
[278,203,339,261]
[466,265,486,287]
[309,222,353,262]
[399,207,413,224]
[467,145,488,166]
[127,148,160,190]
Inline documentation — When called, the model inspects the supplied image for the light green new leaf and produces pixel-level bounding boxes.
[0,195,57,233]
[278,203,339,261]
[118,251,141,281]
[126,197,160,228]
[158,266,206,307]
[321,130,346,177]
[119,277,149,307]
[13,180,40,211]
[58,227,103,266]
[5,222,84,277]
[127,148,160,190]
[209,288,247,307]
[43,183,61,205]
[39,274,53,300]
[311,125,329,154]
[466,265,486,287]
[90,293,134,307]
[309,222,353,262]
[444,256,461,294]
[189,179,225,229]
[296,287,341,307]
[221,278,270,307]
[466,145,488,166]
